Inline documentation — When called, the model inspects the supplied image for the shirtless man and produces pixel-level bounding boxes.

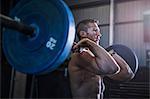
[68,19,135,99]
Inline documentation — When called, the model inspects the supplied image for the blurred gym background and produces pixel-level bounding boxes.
[1,0,150,98]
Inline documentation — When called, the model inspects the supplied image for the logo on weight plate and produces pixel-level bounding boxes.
[46,37,57,50]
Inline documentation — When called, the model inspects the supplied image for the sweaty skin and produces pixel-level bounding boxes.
[68,38,120,98]
[68,21,134,99]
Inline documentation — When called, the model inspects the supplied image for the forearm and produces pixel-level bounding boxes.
[85,40,107,57]
[108,52,135,81]
[85,40,120,75]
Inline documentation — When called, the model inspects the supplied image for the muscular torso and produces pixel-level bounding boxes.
[68,38,134,98]
[68,51,104,99]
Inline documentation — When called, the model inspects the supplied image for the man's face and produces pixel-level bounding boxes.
[85,22,102,45]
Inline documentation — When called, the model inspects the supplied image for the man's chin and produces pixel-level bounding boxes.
[90,39,99,44]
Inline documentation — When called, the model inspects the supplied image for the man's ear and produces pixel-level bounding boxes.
[79,31,87,38]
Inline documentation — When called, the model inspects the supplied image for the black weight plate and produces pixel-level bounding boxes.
[106,44,138,74]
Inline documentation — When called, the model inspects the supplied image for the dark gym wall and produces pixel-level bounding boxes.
[1,0,13,98]
[1,0,23,98]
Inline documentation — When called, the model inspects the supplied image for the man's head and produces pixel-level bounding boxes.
[76,19,102,44]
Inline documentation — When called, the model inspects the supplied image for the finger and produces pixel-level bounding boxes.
[73,42,77,45]
[73,44,79,50]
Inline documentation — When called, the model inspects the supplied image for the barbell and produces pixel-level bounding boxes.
[1,0,138,75]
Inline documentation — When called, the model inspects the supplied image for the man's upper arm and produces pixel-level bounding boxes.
[107,52,135,81]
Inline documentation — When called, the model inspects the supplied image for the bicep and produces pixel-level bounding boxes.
[70,52,120,76]
[94,54,120,75]
[107,53,135,81]
[86,43,120,75]
[80,51,120,75]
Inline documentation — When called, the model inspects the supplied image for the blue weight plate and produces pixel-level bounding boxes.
[2,0,75,74]
[106,44,138,74]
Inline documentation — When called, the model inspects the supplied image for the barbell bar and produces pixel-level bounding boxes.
[1,0,138,75]
[0,14,34,36]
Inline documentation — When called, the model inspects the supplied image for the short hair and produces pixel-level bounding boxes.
[76,19,99,40]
